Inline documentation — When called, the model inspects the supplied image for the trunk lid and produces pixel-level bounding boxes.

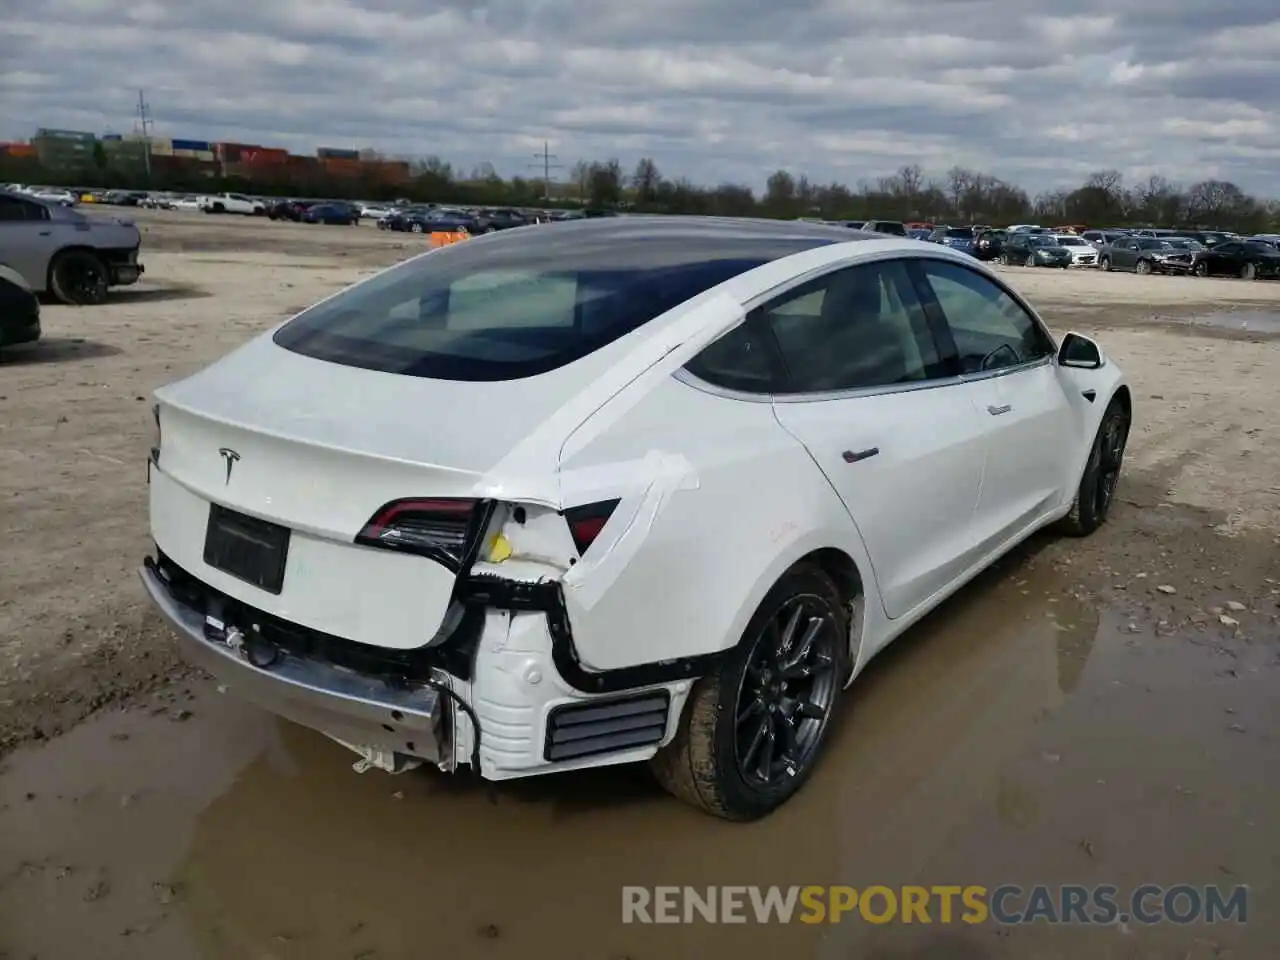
[150,333,618,648]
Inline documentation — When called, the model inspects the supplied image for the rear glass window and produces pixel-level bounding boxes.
[945,227,975,238]
[273,222,850,381]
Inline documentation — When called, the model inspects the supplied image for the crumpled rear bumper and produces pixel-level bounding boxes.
[138,559,448,767]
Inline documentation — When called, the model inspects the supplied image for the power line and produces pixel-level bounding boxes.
[136,89,153,181]
[529,140,562,199]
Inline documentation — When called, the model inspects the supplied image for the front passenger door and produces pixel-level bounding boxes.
[913,259,1075,549]
[765,258,991,621]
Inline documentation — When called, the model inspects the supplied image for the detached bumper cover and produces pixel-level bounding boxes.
[139,560,447,764]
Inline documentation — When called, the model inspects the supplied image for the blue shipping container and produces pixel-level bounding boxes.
[171,138,211,152]
[102,134,123,141]
[317,147,360,159]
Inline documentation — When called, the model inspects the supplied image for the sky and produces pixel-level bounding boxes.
[4,0,1280,197]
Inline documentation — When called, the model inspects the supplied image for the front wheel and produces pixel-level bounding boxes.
[999,252,1010,266]
[1242,263,1256,281]
[650,564,850,820]
[49,251,109,306]
[1136,259,1152,275]
[1024,254,1037,268]
[1057,398,1130,537]
[1100,258,1111,271]
[1194,262,1208,277]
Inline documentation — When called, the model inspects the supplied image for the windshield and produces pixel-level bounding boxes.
[1030,236,1060,247]
[1139,239,1173,250]
[1055,236,1086,246]
[273,227,844,381]
[944,227,975,238]
[1167,239,1204,250]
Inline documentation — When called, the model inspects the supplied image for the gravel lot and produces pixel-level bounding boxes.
[1,211,1278,959]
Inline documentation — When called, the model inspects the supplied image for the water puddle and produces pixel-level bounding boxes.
[2,559,1277,959]
[1184,309,1280,335]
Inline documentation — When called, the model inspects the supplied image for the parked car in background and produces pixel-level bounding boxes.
[386,206,479,234]
[302,202,360,226]
[28,187,78,207]
[1052,234,1099,268]
[1000,233,1072,268]
[171,195,203,212]
[1177,230,1236,249]
[907,228,932,240]
[472,208,530,232]
[0,262,40,349]
[360,203,396,220]
[973,228,1006,262]
[268,199,313,221]
[199,192,266,216]
[862,219,907,236]
[1189,239,1280,279]
[0,190,144,305]
[929,225,977,256]
[1099,237,1194,275]
[1080,229,1129,249]
[139,216,1130,820]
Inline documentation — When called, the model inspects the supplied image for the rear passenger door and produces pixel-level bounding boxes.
[912,259,1075,549]
[765,258,992,621]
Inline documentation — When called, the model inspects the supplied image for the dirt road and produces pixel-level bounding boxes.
[1,212,1277,958]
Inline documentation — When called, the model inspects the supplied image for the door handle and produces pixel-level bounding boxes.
[842,447,879,463]
[987,404,1012,416]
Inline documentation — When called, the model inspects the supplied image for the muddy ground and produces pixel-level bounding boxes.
[1,210,1278,959]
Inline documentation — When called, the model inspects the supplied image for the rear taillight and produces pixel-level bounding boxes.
[563,499,619,556]
[356,498,480,568]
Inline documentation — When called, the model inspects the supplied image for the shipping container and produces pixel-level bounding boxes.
[317,147,360,160]
[171,138,211,152]
[0,143,38,159]
[215,142,261,162]
[102,133,123,142]
[172,148,216,161]
[241,147,289,164]
[150,140,174,157]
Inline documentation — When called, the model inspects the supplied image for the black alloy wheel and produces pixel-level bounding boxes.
[1058,399,1130,536]
[651,564,851,820]
[49,251,109,306]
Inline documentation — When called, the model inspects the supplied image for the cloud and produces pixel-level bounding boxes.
[3,0,1280,195]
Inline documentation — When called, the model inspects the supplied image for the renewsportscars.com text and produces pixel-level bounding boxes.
[622,884,1249,925]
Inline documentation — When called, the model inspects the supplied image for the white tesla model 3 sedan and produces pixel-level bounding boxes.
[141,217,1130,820]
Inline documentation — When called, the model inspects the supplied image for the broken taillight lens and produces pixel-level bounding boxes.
[563,499,620,556]
[356,498,479,566]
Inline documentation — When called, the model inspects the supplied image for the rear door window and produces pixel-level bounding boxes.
[761,259,951,393]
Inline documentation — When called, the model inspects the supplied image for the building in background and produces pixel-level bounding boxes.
[32,128,98,169]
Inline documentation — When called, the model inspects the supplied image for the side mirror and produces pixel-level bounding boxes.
[1058,332,1102,369]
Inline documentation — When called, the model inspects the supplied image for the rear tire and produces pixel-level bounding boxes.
[49,251,109,306]
[650,564,850,820]
[1056,398,1130,537]
[1100,257,1111,271]
[1242,263,1256,280]
[999,252,1010,266]
[1025,254,1037,267]
[1194,261,1208,277]
[1136,259,1152,275]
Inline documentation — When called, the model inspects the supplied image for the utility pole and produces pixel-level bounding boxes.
[136,89,153,181]
[529,140,562,200]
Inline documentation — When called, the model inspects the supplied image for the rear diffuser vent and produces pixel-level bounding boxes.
[544,690,671,762]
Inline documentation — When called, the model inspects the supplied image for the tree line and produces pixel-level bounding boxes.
[4,151,1277,233]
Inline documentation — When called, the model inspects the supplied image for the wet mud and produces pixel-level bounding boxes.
[3,510,1277,960]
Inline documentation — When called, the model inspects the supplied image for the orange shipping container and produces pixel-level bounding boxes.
[1,143,37,158]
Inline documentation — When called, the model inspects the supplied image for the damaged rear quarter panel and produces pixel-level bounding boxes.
[547,374,873,672]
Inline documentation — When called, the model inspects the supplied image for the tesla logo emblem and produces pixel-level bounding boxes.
[218,447,240,484]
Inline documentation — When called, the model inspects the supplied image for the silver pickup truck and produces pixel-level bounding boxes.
[0,189,145,305]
